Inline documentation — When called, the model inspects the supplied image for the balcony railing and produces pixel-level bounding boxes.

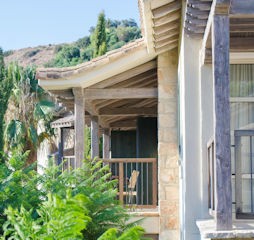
[103,158,157,208]
[60,156,158,208]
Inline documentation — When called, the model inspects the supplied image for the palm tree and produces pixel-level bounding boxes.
[4,64,55,163]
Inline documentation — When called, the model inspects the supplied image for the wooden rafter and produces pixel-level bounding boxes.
[91,61,157,89]
[98,107,157,116]
[84,88,158,99]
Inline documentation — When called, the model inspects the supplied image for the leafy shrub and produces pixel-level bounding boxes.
[2,192,91,239]
[0,151,40,230]
[0,152,148,239]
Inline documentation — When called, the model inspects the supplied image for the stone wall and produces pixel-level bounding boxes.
[157,50,179,239]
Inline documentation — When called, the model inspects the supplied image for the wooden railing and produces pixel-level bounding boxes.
[103,158,157,208]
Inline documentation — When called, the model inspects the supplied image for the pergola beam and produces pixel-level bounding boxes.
[92,61,157,88]
[98,107,157,116]
[230,0,254,17]
[84,88,158,99]
[110,119,137,128]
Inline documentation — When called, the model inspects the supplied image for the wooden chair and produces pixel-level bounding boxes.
[123,170,139,204]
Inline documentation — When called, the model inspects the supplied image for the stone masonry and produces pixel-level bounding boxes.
[157,50,179,240]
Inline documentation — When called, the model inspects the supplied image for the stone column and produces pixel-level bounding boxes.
[103,128,110,159]
[157,50,179,240]
[91,116,99,159]
[73,87,85,168]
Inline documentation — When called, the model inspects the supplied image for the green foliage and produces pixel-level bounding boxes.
[98,226,148,240]
[38,158,129,239]
[4,64,55,160]
[46,45,82,67]
[92,11,107,57]
[0,51,14,153]
[0,152,147,239]
[76,36,91,49]
[85,127,91,159]
[75,158,128,240]
[0,151,40,229]
[2,192,91,239]
[45,17,141,68]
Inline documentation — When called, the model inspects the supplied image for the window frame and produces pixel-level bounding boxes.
[235,130,254,219]
[207,137,215,216]
[229,59,254,219]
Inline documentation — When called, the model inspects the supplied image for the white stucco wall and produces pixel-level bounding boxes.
[200,64,214,219]
[179,34,204,239]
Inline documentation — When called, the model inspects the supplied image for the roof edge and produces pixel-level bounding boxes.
[36,38,145,81]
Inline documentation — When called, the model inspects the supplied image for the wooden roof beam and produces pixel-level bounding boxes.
[230,0,254,17]
[186,17,207,27]
[153,29,179,41]
[84,88,158,100]
[98,107,157,116]
[153,21,179,36]
[230,37,254,52]
[50,89,74,99]
[111,70,157,88]
[187,2,211,11]
[152,1,181,19]
[153,11,180,28]
[230,25,254,33]
[91,61,157,89]
[110,119,137,128]
[155,42,178,54]
[154,35,179,49]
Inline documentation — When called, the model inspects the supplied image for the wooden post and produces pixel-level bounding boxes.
[212,2,232,230]
[152,159,157,207]
[57,128,63,165]
[73,87,85,168]
[103,129,110,159]
[91,116,99,159]
[119,162,124,203]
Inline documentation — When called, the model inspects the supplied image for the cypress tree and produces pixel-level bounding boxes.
[92,11,107,58]
[0,48,13,153]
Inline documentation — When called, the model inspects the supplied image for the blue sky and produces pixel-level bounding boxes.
[0,0,139,51]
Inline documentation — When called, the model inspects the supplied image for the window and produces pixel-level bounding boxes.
[230,64,254,218]
[235,130,254,218]
[207,138,215,214]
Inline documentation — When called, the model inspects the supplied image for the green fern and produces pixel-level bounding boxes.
[3,192,91,240]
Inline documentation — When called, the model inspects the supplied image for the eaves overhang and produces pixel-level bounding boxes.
[37,39,156,90]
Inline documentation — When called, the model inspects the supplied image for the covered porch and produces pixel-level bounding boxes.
[38,40,161,210]
[37,1,180,237]
[49,57,159,207]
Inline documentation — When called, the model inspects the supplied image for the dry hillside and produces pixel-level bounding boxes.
[4,44,58,67]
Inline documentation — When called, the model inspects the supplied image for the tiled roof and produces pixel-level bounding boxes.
[36,38,145,80]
